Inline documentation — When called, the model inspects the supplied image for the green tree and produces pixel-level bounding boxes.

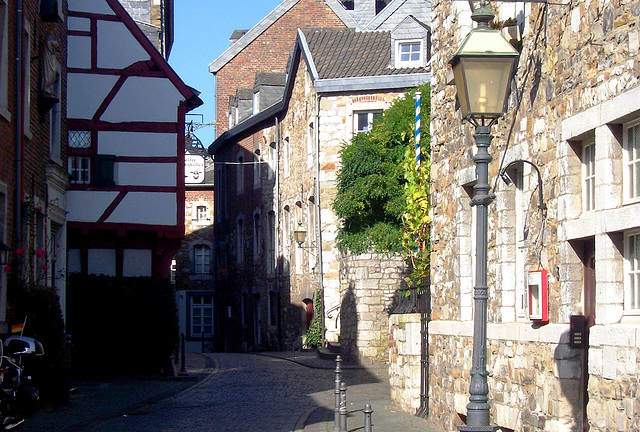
[333,84,430,280]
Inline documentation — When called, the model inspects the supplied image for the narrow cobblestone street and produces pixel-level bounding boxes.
[84,353,389,432]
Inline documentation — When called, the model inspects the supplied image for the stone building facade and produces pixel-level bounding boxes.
[429,1,640,431]
[209,10,430,356]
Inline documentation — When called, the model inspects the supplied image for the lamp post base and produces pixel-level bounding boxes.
[458,426,498,431]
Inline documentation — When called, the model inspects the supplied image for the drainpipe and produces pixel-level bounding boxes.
[15,0,23,253]
[275,116,282,348]
[159,0,165,58]
[314,95,325,346]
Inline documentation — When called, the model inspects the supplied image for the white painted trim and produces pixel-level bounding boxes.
[429,320,571,344]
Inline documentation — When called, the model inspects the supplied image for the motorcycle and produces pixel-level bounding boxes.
[0,336,44,430]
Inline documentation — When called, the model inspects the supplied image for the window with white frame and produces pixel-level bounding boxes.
[0,0,9,120]
[193,244,211,274]
[396,40,422,68]
[625,230,640,315]
[69,156,91,184]
[624,120,640,202]
[195,205,208,222]
[268,142,276,180]
[582,140,596,212]
[353,111,382,134]
[190,294,213,338]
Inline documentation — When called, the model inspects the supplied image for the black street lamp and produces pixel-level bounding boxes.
[449,2,519,431]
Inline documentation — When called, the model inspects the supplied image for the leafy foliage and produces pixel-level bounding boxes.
[333,84,431,281]
[304,288,324,348]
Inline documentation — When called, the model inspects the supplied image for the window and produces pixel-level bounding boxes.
[194,244,211,274]
[236,218,244,264]
[69,130,92,148]
[191,295,213,338]
[354,111,382,134]
[237,154,244,194]
[397,41,422,67]
[196,205,208,221]
[49,71,61,163]
[269,291,277,327]
[94,154,115,186]
[268,142,276,180]
[170,259,176,284]
[625,231,640,315]
[253,213,261,262]
[23,22,32,137]
[267,211,275,274]
[624,121,640,201]
[0,0,9,119]
[69,156,91,184]
[307,123,314,167]
[582,140,596,212]
[253,150,261,188]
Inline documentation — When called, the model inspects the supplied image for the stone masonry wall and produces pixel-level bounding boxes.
[429,0,640,431]
[339,253,407,365]
[389,313,422,414]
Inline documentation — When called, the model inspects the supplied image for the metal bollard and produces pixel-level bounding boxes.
[339,381,348,432]
[363,403,373,432]
[333,355,342,432]
[180,333,187,373]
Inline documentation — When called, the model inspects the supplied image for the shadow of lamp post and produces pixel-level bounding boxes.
[449,1,519,430]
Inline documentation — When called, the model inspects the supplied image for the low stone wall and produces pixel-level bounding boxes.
[339,253,407,364]
[389,313,422,414]
[429,321,584,432]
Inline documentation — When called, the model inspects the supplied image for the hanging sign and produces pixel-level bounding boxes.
[185,155,205,184]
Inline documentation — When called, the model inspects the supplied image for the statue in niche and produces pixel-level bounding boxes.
[41,32,60,98]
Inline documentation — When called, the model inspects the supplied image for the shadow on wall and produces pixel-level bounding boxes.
[340,282,358,363]
[553,331,585,432]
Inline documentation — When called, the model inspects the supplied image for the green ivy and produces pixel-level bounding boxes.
[333,84,431,285]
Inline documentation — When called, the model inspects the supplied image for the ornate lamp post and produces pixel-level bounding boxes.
[449,2,519,430]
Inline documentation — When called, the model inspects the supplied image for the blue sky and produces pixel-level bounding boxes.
[168,0,283,148]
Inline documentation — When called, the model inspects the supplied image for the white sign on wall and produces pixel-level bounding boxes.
[185,154,205,184]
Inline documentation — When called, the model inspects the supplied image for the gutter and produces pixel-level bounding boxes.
[315,94,325,346]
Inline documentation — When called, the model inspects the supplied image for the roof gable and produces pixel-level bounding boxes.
[208,0,358,73]
[83,0,202,109]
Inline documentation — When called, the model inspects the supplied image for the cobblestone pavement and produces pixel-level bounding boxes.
[19,351,443,432]
[85,352,380,432]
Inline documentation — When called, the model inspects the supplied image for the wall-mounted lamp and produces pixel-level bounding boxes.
[293,223,317,256]
[0,242,11,266]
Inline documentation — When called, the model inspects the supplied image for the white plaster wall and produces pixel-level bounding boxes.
[68,16,91,32]
[88,249,116,276]
[97,21,150,69]
[68,248,82,274]
[101,77,182,123]
[123,249,152,277]
[117,163,176,187]
[99,131,177,157]
[68,0,115,15]
[106,192,176,225]
[67,191,120,222]
[67,73,119,119]
[68,36,92,69]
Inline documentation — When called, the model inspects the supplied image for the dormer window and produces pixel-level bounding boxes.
[253,91,260,115]
[396,40,422,68]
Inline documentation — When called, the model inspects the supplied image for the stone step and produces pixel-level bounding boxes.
[327,341,341,353]
[317,347,339,361]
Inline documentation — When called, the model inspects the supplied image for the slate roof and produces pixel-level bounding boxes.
[253,72,287,88]
[303,28,426,79]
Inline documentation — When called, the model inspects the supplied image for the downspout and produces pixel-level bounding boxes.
[15,0,23,253]
[315,94,325,346]
[275,116,282,349]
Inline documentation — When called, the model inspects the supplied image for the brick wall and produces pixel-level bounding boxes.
[214,0,346,137]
